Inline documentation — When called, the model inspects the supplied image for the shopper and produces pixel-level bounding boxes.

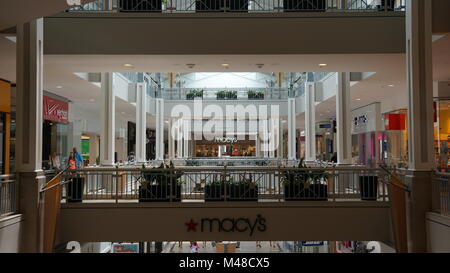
[68,152,77,171]
[190,242,199,253]
[73,147,83,169]
[49,152,61,172]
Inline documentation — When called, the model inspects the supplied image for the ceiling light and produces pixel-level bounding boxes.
[356,98,361,101]
[221,63,230,67]
[256,64,264,69]
[388,84,395,87]
[56,85,63,89]
[89,98,95,102]
[121,112,125,114]
[123,63,134,68]
[319,64,327,67]
[186,64,196,69]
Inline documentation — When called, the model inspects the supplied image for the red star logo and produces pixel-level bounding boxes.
[185,219,198,232]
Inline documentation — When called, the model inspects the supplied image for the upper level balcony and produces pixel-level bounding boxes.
[69,0,406,13]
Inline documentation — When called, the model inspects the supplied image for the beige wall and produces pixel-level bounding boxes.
[44,13,405,55]
[59,202,392,243]
[0,215,22,253]
[426,212,450,253]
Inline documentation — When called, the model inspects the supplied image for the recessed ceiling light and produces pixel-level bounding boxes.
[123,63,133,68]
[221,63,230,67]
[186,64,196,69]
[56,85,63,89]
[121,112,125,114]
[256,64,264,69]
[319,64,327,67]
[388,84,395,87]
[356,98,361,101]
[89,98,95,102]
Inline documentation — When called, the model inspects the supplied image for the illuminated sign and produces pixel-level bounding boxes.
[185,215,267,236]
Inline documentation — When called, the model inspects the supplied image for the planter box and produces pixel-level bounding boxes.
[228,184,258,201]
[195,0,248,12]
[66,177,84,203]
[119,0,162,11]
[205,184,227,201]
[248,94,264,100]
[283,0,326,12]
[138,184,181,202]
[217,94,237,100]
[186,94,203,100]
[284,183,328,201]
[359,176,378,201]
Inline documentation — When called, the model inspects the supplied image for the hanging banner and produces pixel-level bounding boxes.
[43,96,69,124]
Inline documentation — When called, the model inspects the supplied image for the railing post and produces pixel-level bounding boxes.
[115,166,119,203]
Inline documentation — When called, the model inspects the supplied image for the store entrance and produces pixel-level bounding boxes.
[194,137,256,158]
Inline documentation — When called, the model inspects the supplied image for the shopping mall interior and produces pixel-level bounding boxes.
[0,0,449,254]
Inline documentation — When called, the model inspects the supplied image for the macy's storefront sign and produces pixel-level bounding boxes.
[185,215,266,236]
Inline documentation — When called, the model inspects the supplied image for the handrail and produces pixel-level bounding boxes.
[379,164,410,193]
[40,166,71,193]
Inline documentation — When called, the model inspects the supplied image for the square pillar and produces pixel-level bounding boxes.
[135,83,147,163]
[305,82,316,162]
[336,72,352,165]
[100,72,115,165]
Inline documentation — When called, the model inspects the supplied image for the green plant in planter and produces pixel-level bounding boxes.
[281,158,329,186]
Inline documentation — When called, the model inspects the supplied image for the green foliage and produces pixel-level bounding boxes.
[140,160,184,187]
[281,158,329,186]
[187,89,204,97]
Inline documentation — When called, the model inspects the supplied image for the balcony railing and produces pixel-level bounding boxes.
[0,174,17,217]
[432,173,450,216]
[59,166,392,203]
[68,0,406,13]
[159,88,289,100]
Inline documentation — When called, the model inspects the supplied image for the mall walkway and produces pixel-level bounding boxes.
[167,241,283,253]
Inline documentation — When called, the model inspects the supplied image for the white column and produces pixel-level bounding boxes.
[16,19,44,172]
[155,99,165,160]
[100,72,115,165]
[305,82,316,162]
[256,134,261,157]
[15,18,46,253]
[404,0,435,253]
[183,119,190,158]
[406,0,435,171]
[135,83,147,163]
[288,98,296,160]
[168,119,175,159]
[278,125,284,158]
[336,72,352,165]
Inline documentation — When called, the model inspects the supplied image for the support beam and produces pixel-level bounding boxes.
[15,18,45,253]
[405,0,434,253]
[100,72,115,165]
[287,98,296,160]
[305,82,316,162]
[155,99,165,160]
[336,72,352,165]
[135,83,146,163]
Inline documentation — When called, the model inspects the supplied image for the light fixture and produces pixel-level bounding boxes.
[186,64,196,69]
[319,64,328,67]
[121,112,125,114]
[89,98,95,102]
[356,98,361,101]
[388,84,395,87]
[221,63,230,67]
[56,85,63,89]
[256,64,264,69]
[123,63,134,68]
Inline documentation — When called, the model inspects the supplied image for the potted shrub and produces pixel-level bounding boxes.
[283,0,326,12]
[228,175,258,201]
[205,174,229,201]
[359,175,378,201]
[186,89,204,100]
[247,90,264,100]
[281,158,329,201]
[217,90,237,100]
[139,161,183,202]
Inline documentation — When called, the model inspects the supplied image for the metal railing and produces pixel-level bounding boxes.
[59,166,392,203]
[0,174,17,217]
[69,0,405,12]
[174,158,299,167]
[159,88,289,100]
[432,173,450,216]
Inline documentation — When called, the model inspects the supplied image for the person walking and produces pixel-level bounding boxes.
[73,147,83,169]
[190,242,199,253]
[68,152,77,171]
[49,152,61,172]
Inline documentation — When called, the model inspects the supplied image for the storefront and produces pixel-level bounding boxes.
[351,103,383,167]
[0,79,12,174]
[316,121,335,161]
[381,109,408,168]
[194,136,256,158]
[42,93,70,170]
